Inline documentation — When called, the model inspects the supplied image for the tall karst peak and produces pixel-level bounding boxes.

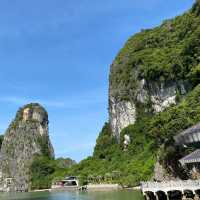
[0,103,54,192]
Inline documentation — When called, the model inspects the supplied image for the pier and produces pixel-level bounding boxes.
[141,180,200,200]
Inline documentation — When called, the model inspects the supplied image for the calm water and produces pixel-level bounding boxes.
[0,190,144,200]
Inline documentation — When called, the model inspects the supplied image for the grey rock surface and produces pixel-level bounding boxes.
[109,67,189,139]
[0,103,54,192]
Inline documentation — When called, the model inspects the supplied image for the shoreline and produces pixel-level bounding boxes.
[32,184,141,193]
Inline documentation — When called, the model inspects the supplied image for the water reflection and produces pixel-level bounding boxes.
[0,190,143,200]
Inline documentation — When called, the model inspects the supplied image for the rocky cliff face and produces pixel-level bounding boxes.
[109,64,190,140]
[0,103,54,192]
[109,97,136,141]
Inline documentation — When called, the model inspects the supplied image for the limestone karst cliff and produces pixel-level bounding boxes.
[108,0,200,139]
[0,103,54,192]
[109,79,190,140]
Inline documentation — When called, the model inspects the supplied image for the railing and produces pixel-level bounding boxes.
[141,180,200,193]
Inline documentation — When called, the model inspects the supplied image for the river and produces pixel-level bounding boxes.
[0,190,144,200]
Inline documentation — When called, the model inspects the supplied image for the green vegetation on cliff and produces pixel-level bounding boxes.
[110,0,200,101]
[68,122,156,187]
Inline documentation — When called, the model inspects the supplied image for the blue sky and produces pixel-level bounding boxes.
[0,0,195,162]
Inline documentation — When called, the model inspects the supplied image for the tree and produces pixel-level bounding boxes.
[30,156,55,190]
[189,64,200,86]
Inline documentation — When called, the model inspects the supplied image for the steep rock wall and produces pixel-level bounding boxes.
[109,97,136,140]
[109,70,189,139]
[0,103,54,192]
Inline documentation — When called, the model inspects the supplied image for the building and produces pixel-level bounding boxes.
[179,150,200,180]
[174,123,200,145]
[52,176,79,189]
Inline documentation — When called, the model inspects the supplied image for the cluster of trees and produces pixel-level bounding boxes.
[30,156,55,190]
[66,121,156,187]
[30,156,76,190]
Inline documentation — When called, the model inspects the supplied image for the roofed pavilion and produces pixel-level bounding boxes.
[179,149,200,180]
[179,150,200,166]
[174,123,200,145]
